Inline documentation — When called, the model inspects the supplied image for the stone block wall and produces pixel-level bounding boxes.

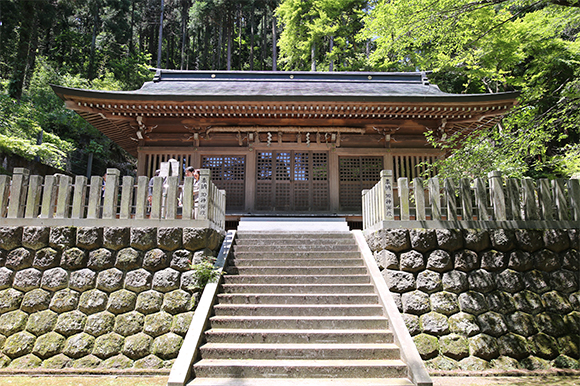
[366,228,579,371]
[0,226,222,370]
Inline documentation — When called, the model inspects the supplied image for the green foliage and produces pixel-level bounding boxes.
[189,257,220,291]
[362,0,580,179]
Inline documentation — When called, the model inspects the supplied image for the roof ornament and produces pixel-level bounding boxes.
[130,116,157,141]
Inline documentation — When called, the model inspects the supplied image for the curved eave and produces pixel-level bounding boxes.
[51,84,520,104]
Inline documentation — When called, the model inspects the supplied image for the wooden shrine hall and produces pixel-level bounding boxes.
[52,70,518,221]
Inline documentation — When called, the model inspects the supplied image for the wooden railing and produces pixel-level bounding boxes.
[362,170,580,231]
[0,168,226,231]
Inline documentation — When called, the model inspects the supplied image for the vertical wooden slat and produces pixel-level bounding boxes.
[506,178,521,220]
[474,178,490,221]
[165,176,179,220]
[40,175,60,219]
[0,175,10,218]
[87,176,103,219]
[552,179,568,221]
[362,190,369,229]
[413,177,425,220]
[522,178,539,220]
[7,168,29,218]
[71,176,88,219]
[428,177,440,220]
[150,176,164,219]
[460,178,473,221]
[55,175,72,218]
[444,178,457,221]
[103,169,120,220]
[488,171,506,221]
[135,176,149,220]
[398,177,410,220]
[538,179,554,221]
[568,178,580,221]
[25,175,43,218]
[120,176,135,219]
[182,176,194,220]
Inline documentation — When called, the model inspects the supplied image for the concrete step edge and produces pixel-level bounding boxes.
[187,378,413,386]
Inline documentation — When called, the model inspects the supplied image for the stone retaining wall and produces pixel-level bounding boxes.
[366,228,579,371]
[0,226,222,370]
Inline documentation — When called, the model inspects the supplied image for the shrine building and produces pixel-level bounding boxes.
[52,70,518,223]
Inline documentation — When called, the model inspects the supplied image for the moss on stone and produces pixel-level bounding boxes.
[3,331,36,358]
[123,333,153,360]
[0,288,24,313]
[102,354,133,369]
[72,355,102,368]
[440,333,469,360]
[458,355,490,371]
[425,356,458,370]
[136,290,163,315]
[25,309,57,336]
[151,333,183,360]
[107,289,137,314]
[491,355,521,370]
[0,310,28,336]
[49,288,80,313]
[413,333,439,360]
[20,288,51,313]
[528,333,559,360]
[171,312,193,336]
[0,354,11,368]
[55,310,87,337]
[63,333,95,359]
[498,333,530,360]
[32,332,65,359]
[41,354,73,369]
[85,311,115,337]
[8,354,42,368]
[114,311,144,337]
[162,290,192,314]
[469,333,499,360]
[134,354,164,369]
[520,355,550,370]
[143,312,172,337]
[93,333,125,359]
[552,355,579,369]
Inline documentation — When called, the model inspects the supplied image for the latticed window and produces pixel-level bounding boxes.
[201,156,245,211]
[339,156,383,212]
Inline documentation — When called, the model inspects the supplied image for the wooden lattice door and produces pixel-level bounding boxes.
[339,156,383,212]
[201,156,245,211]
[255,151,329,212]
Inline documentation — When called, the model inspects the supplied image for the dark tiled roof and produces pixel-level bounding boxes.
[52,70,519,103]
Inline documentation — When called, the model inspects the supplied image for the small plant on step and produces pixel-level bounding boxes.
[189,256,221,291]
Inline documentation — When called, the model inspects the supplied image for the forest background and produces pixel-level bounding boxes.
[0,0,578,179]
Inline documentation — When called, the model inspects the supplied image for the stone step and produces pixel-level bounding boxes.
[221,283,375,294]
[209,316,389,330]
[233,244,359,252]
[213,304,384,317]
[232,251,362,259]
[199,343,401,360]
[235,238,355,246]
[203,328,394,344]
[217,293,379,305]
[193,359,408,379]
[236,232,353,240]
[222,275,371,285]
[225,266,368,275]
[229,258,363,267]
[187,378,414,386]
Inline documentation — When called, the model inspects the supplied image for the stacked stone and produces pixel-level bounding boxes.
[366,228,579,371]
[0,226,222,370]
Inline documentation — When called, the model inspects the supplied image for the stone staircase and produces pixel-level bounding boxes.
[188,231,415,386]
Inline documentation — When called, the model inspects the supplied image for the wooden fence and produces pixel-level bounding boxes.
[0,168,226,231]
[362,170,580,231]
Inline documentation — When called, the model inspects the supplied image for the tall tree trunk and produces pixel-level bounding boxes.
[88,0,100,80]
[329,36,334,72]
[261,13,266,70]
[157,0,165,68]
[9,0,35,100]
[311,41,316,71]
[180,0,188,69]
[249,4,255,71]
[129,0,135,54]
[238,5,242,70]
[227,12,232,70]
[272,13,277,71]
[24,8,40,91]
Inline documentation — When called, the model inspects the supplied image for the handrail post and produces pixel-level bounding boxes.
[362,189,369,229]
[197,169,211,220]
[381,170,394,221]
[7,167,29,218]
